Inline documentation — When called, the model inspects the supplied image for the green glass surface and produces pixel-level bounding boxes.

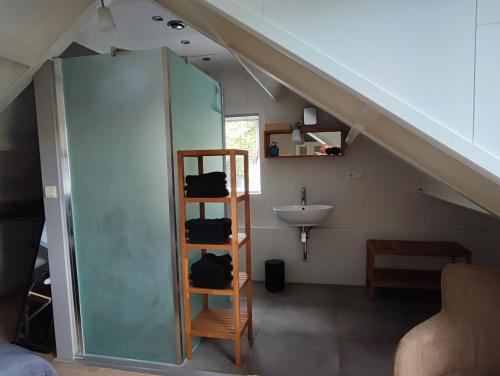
[167,51,227,342]
[62,49,178,363]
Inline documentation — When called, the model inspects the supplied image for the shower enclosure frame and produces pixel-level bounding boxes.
[49,48,188,371]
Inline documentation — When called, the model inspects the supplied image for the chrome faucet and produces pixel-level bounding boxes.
[301,186,307,205]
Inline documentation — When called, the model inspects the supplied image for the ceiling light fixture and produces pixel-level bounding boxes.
[98,0,116,32]
[180,40,191,45]
[167,20,186,30]
[152,16,164,22]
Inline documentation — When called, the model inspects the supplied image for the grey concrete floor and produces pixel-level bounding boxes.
[183,282,440,376]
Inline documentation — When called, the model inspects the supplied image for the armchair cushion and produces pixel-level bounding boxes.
[394,264,500,376]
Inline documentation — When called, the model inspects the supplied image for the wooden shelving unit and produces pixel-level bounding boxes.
[366,239,471,299]
[177,149,253,366]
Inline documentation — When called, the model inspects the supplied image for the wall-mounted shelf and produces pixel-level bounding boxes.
[177,149,253,366]
[263,125,348,158]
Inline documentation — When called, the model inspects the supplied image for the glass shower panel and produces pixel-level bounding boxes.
[167,51,226,331]
[61,49,179,363]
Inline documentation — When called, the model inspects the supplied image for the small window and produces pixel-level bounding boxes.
[224,115,261,194]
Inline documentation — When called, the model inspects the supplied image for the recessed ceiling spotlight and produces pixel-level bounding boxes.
[202,57,211,61]
[167,20,186,30]
[180,40,191,45]
[152,16,164,22]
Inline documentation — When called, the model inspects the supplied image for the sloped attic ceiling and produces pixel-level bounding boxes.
[155,0,500,217]
[0,0,95,112]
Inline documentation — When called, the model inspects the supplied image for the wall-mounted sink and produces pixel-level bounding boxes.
[273,204,334,227]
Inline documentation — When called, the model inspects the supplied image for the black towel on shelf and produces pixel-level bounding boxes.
[190,253,233,289]
[186,172,227,186]
[191,278,228,289]
[185,186,229,198]
[191,253,232,275]
[185,171,229,198]
[186,218,232,244]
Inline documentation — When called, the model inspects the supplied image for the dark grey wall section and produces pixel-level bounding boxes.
[0,83,43,218]
[59,42,98,59]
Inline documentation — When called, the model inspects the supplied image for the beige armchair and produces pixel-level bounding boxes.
[394,264,500,376]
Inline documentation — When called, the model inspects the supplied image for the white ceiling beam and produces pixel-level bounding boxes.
[234,53,280,101]
[353,105,380,130]
[0,1,98,113]
[169,1,285,102]
[345,128,359,145]
[418,181,490,216]
[0,36,37,67]
[346,105,380,144]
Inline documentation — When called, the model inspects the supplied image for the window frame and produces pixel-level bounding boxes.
[223,114,261,195]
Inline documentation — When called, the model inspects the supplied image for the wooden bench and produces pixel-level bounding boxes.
[366,239,471,299]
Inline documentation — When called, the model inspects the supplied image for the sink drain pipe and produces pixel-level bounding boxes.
[300,226,311,261]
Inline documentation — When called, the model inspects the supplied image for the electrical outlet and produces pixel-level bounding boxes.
[347,171,363,180]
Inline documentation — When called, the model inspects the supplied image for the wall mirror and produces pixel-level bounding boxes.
[264,127,347,158]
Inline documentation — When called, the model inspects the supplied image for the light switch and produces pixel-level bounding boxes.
[44,186,58,199]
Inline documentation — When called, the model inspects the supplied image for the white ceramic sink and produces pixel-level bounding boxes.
[273,204,334,227]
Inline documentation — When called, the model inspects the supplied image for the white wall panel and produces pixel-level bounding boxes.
[474,23,500,156]
[233,0,263,15]
[477,0,500,25]
[260,0,476,141]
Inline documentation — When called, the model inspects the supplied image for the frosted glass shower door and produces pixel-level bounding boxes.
[167,50,227,341]
[61,49,179,363]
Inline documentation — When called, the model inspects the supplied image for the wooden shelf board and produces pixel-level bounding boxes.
[185,192,247,203]
[186,233,247,250]
[264,126,345,135]
[189,272,249,296]
[367,239,471,258]
[191,308,249,340]
[178,149,248,157]
[372,268,441,290]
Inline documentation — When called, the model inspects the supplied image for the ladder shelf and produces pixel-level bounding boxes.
[177,149,253,366]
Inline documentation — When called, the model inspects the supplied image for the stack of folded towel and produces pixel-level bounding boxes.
[185,171,229,197]
[186,218,232,244]
[190,253,233,289]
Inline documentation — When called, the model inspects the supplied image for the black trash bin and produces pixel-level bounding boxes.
[265,259,285,292]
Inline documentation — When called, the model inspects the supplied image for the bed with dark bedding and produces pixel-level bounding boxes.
[0,341,58,376]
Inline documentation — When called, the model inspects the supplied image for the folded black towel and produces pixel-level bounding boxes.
[191,278,229,289]
[186,218,232,244]
[191,253,232,274]
[190,253,233,289]
[185,186,229,198]
[185,171,229,198]
[186,172,227,186]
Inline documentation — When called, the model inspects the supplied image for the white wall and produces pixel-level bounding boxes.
[212,67,500,285]
[475,0,500,157]
[263,0,475,141]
